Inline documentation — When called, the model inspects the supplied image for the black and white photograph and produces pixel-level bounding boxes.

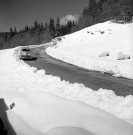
[0,0,133,134]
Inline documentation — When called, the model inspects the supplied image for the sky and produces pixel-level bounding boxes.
[0,0,89,32]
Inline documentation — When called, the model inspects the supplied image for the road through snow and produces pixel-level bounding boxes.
[25,46,133,97]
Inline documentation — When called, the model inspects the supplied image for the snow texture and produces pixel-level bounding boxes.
[8,91,133,135]
[0,21,133,134]
[0,47,133,125]
[46,21,133,79]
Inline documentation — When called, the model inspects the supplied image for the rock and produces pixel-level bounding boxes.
[101,31,104,34]
[117,52,130,60]
[10,102,15,109]
[99,51,109,57]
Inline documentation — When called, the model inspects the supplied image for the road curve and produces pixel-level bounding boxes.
[25,46,133,97]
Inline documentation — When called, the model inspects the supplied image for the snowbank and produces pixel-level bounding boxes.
[6,91,133,135]
[46,21,133,79]
[0,47,133,126]
[0,46,133,134]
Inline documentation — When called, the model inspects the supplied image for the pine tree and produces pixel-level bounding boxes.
[10,27,13,34]
[55,17,60,37]
[118,0,133,21]
[56,17,60,30]
[44,23,48,29]
[14,27,17,34]
[9,27,14,38]
[66,20,73,33]
[49,17,55,38]
[82,8,89,16]
[88,0,97,17]
[24,25,29,31]
[34,20,38,28]
[4,32,9,42]
[40,23,44,29]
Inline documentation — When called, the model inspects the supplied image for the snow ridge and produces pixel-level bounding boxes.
[0,47,132,124]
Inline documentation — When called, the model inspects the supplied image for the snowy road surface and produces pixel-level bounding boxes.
[25,46,133,97]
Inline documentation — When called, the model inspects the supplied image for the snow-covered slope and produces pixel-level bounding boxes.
[46,21,133,79]
[0,21,133,134]
[0,47,133,134]
[6,91,133,135]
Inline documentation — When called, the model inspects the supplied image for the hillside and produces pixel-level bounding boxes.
[46,21,133,79]
[1,0,133,50]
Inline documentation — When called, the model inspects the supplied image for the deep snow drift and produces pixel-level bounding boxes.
[0,46,133,134]
[0,21,133,134]
[6,91,133,135]
[46,21,133,79]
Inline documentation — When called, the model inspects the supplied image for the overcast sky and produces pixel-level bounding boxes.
[0,0,89,32]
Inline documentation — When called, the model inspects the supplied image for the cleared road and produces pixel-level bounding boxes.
[25,46,133,97]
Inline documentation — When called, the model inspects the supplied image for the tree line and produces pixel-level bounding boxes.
[0,18,76,49]
[76,0,133,30]
[0,0,133,49]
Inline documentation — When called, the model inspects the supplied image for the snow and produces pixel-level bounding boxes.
[0,48,133,135]
[5,91,133,135]
[0,21,133,134]
[46,21,133,79]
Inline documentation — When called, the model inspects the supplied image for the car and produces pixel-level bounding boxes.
[20,48,33,60]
